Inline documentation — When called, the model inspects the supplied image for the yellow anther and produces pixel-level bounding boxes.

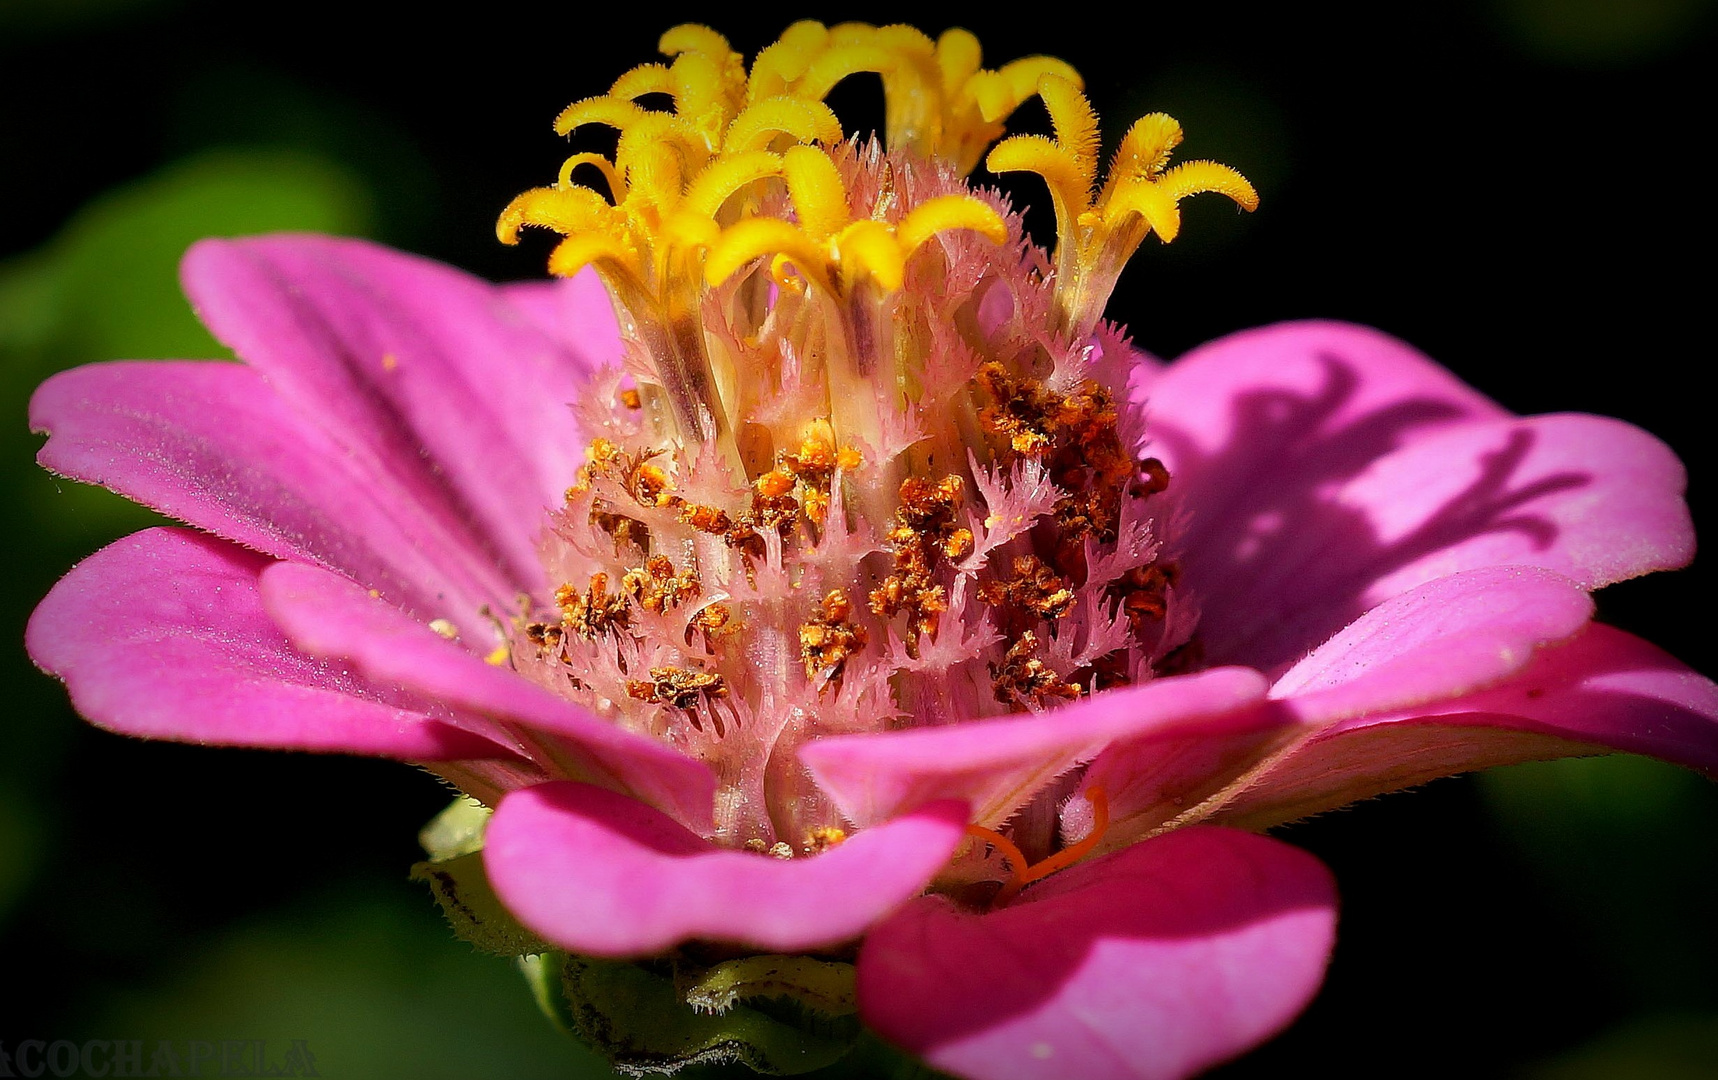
[547,232,640,280]
[669,49,736,148]
[724,97,843,153]
[659,24,734,59]
[986,134,1089,230]
[896,194,1008,255]
[768,254,806,294]
[747,21,830,100]
[1101,179,1183,241]
[554,95,643,137]
[706,216,830,290]
[680,151,785,220]
[797,42,900,104]
[970,57,1083,123]
[497,186,618,245]
[1038,74,1101,195]
[556,153,624,199]
[1111,113,1183,182]
[782,145,852,241]
[832,219,904,291]
[609,63,674,103]
[935,27,983,88]
[1156,160,1259,210]
[660,211,721,255]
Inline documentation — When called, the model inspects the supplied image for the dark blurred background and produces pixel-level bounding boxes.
[3,1,1715,1076]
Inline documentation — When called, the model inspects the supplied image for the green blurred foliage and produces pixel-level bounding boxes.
[0,148,373,372]
[1490,0,1716,65]
[1,148,373,546]
[91,882,616,1080]
[1480,756,1718,1009]
[1517,1013,1718,1080]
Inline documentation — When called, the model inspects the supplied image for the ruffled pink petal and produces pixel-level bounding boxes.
[1211,623,1718,830]
[26,529,508,761]
[259,561,716,832]
[31,360,514,638]
[858,827,1336,1080]
[181,235,600,587]
[497,269,622,362]
[484,781,969,956]
[799,667,1271,829]
[1081,566,1595,848]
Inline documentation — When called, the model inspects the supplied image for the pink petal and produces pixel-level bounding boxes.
[259,561,716,832]
[1179,408,1689,673]
[26,529,507,761]
[1337,413,1692,597]
[1151,323,1690,671]
[1211,623,1718,830]
[1271,565,1597,720]
[1082,566,1595,848]
[181,235,601,586]
[497,269,623,361]
[799,667,1271,829]
[858,827,1336,1080]
[484,781,968,956]
[31,360,513,638]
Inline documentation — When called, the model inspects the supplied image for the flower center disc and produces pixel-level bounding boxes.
[496,21,1255,848]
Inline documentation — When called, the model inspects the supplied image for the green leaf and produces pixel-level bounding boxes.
[683,955,856,1018]
[547,952,862,1077]
[411,802,551,960]
[419,795,492,861]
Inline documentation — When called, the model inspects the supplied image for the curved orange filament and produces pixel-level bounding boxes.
[963,823,1029,880]
[970,786,1109,907]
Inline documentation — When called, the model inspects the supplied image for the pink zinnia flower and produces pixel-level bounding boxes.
[26,21,1718,1080]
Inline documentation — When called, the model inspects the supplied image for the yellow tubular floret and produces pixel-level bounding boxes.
[896,195,1008,254]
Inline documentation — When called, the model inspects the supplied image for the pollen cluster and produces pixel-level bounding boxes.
[499,22,1250,847]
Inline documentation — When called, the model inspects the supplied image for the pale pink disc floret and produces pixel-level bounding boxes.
[27,234,1718,1080]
